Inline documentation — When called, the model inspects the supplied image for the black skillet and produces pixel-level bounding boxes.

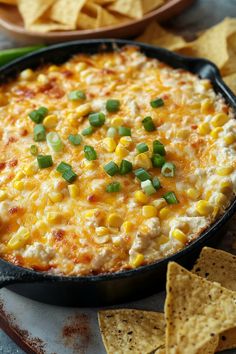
[0,39,235,306]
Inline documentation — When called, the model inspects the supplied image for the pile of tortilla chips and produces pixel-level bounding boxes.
[98,247,236,353]
[0,0,166,32]
[137,17,236,95]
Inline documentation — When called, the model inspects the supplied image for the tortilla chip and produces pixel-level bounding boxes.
[18,0,55,26]
[28,21,74,33]
[50,0,86,27]
[141,0,165,14]
[177,17,236,69]
[137,22,187,51]
[221,31,236,76]
[108,0,143,19]
[224,73,236,95]
[0,0,17,4]
[98,309,165,354]
[155,348,165,354]
[165,262,236,354]
[193,247,236,351]
[96,6,119,27]
[77,12,97,30]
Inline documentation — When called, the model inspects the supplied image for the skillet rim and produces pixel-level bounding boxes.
[0,38,235,284]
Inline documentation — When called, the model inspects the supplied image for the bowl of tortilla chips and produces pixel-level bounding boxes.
[0,0,194,43]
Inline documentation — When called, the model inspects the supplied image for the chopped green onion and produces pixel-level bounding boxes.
[153,140,166,156]
[29,106,48,124]
[106,99,120,113]
[46,132,63,152]
[118,126,131,136]
[84,145,97,160]
[34,124,46,142]
[106,182,121,193]
[119,159,133,175]
[107,127,117,138]
[150,98,164,108]
[134,168,151,181]
[161,162,176,177]
[37,155,53,169]
[88,112,105,127]
[151,154,166,168]
[163,191,178,204]
[142,116,155,132]
[30,144,38,156]
[81,126,94,136]
[68,134,82,146]
[62,169,77,183]
[104,161,119,176]
[141,180,156,195]
[68,90,86,100]
[136,143,149,154]
[56,161,72,174]
[152,176,161,190]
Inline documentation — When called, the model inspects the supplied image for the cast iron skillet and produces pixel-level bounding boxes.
[0,39,235,307]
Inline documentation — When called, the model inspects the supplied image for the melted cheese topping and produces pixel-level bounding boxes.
[0,46,235,275]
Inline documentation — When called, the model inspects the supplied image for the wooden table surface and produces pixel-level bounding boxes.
[0,0,236,353]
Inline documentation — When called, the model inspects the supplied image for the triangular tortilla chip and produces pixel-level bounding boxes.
[165,262,236,354]
[77,12,97,30]
[18,0,55,26]
[224,73,236,95]
[177,17,236,70]
[137,22,187,51]
[108,0,143,19]
[193,247,236,351]
[96,6,119,27]
[98,309,165,354]
[50,0,86,27]
[141,0,164,14]
[27,21,74,33]
[155,336,219,354]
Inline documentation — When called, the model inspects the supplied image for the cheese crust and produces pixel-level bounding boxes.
[0,46,235,276]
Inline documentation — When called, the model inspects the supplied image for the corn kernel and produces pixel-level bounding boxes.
[220,180,233,194]
[76,103,91,118]
[83,160,96,170]
[68,184,79,198]
[134,153,152,170]
[103,137,117,152]
[7,227,30,250]
[186,188,200,200]
[0,190,7,201]
[14,171,25,181]
[198,122,211,136]
[107,213,123,228]
[159,207,170,219]
[67,113,79,127]
[121,221,133,233]
[224,134,236,146]
[48,192,64,203]
[216,167,233,176]
[20,68,34,80]
[142,205,157,218]
[111,117,123,127]
[201,80,211,90]
[119,136,132,148]
[210,127,223,139]
[48,65,59,72]
[157,235,169,246]
[196,200,214,216]
[46,212,62,224]
[134,190,148,204]
[130,253,144,268]
[172,228,188,244]
[23,162,38,176]
[96,226,109,236]
[176,129,189,139]
[44,114,58,129]
[76,62,87,72]
[215,192,228,207]
[201,99,213,114]
[13,180,24,191]
[115,144,129,158]
[152,198,167,210]
[37,74,48,85]
[84,209,99,219]
[211,113,229,127]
